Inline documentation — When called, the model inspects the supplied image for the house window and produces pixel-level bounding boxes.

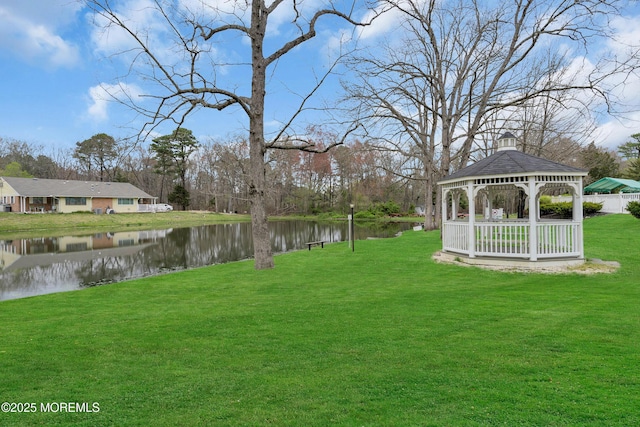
[10,196,14,204]
[117,239,135,247]
[66,242,88,252]
[32,197,45,204]
[117,198,134,205]
[65,197,87,206]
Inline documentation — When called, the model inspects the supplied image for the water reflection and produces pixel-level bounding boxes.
[0,221,410,301]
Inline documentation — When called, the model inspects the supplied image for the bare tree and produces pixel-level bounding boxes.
[203,137,251,214]
[346,0,639,229]
[0,137,62,179]
[119,145,161,198]
[87,0,380,269]
[477,87,594,164]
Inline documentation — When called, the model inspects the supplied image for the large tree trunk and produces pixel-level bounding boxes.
[423,169,436,231]
[249,0,274,270]
[248,142,274,269]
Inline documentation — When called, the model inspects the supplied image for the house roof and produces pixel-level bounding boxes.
[1,177,155,199]
[583,177,640,194]
[439,150,587,184]
[1,243,156,272]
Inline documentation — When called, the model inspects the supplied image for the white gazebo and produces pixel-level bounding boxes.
[438,133,588,268]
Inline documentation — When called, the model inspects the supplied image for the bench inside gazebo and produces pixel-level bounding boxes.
[438,133,588,268]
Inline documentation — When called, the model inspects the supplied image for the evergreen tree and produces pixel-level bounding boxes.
[580,142,620,184]
[618,133,640,160]
[622,158,640,181]
[150,128,199,210]
[73,133,119,181]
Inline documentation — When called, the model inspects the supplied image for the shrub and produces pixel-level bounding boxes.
[354,210,377,219]
[583,202,604,216]
[552,202,574,218]
[539,195,553,205]
[539,197,555,216]
[628,201,640,219]
[538,201,603,218]
[372,201,401,216]
[355,201,402,219]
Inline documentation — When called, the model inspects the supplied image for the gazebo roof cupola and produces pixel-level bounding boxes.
[496,132,517,152]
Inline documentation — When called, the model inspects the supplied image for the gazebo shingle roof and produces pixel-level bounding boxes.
[440,150,587,183]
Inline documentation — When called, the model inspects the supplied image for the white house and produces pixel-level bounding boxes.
[0,177,156,213]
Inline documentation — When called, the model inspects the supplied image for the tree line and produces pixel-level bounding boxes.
[0,132,419,215]
[2,130,639,213]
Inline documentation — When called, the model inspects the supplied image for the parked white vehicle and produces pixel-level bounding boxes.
[138,203,174,212]
[153,203,173,212]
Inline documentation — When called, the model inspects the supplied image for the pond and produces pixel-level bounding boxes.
[0,220,412,301]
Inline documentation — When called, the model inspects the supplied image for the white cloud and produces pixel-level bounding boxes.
[90,0,168,56]
[1,0,81,26]
[319,28,354,65]
[0,1,81,68]
[87,83,143,122]
[608,13,640,52]
[589,11,640,149]
[356,5,403,41]
[90,0,229,72]
[179,0,249,21]
[594,114,640,151]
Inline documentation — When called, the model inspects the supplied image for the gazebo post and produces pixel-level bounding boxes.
[574,184,585,259]
[528,177,538,261]
[484,192,492,220]
[442,189,448,222]
[467,181,475,258]
[452,191,458,220]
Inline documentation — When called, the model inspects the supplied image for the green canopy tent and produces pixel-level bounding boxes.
[584,177,640,194]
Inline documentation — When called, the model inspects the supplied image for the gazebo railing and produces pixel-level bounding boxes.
[442,222,468,254]
[536,222,579,257]
[475,222,529,256]
[443,220,580,259]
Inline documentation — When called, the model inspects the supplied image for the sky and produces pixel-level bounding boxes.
[1,0,640,155]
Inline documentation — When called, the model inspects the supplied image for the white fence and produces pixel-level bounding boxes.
[553,193,640,214]
[443,220,580,259]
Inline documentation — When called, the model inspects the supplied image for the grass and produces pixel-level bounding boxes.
[0,211,251,239]
[1,214,639,426]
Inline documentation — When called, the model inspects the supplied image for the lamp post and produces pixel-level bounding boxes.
[349,204,355,252]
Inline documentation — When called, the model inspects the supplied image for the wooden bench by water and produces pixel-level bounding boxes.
[306,241,326,250]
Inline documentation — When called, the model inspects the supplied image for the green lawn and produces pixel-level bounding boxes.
[0,211,251,239]
[1,215,639,426]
